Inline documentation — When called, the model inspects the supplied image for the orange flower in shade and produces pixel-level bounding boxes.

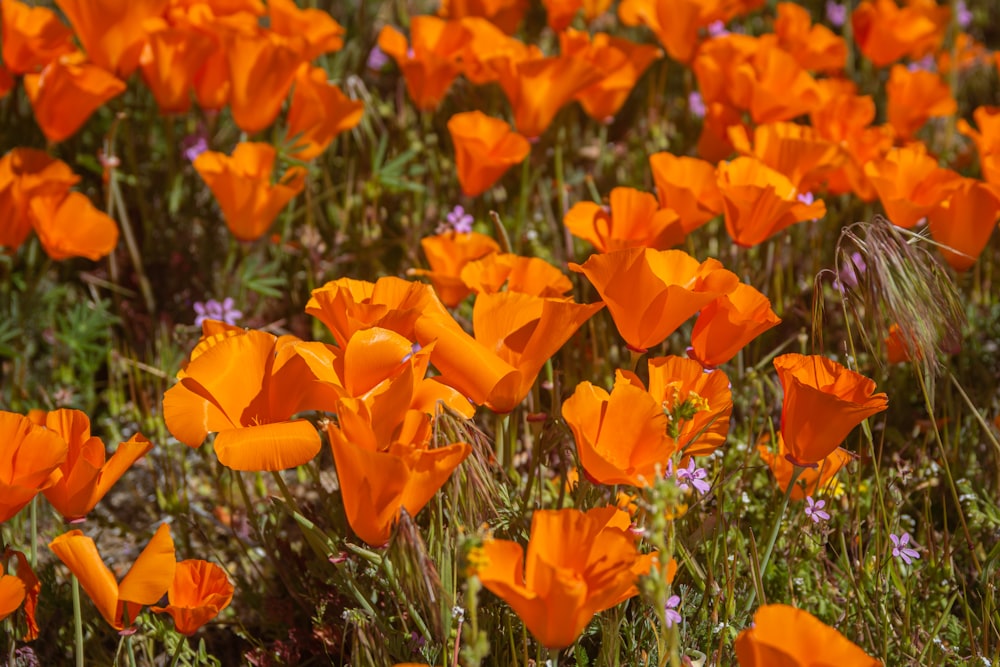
[563,372,673,487]
[637,355,732,456]
[327,394,470,546]
[306,276,458,347]
[757,434,853,500]
[0,411,67,523]
[415,291,603,413]
[773,2,847,73]
[727,122,845,193]
[692,33,759,110]
[564,187,684,253]
[28,192,120,261]
[286,64,364,161]
[475,506,659,649]
[0,147,79,251]
[225,29,304,133]
[378,16,471,111]
[23,54,126,143]
[49,524,176,631]
[151,560,234,636]
[885,65,956,140]
[689,283,781,369]
[193,142,306,242]
[774,353,888,467]
[543,0,612,32]
[648,153,723,234]
[558,30,662,123]
[864,144,961,229]
[851,0,945,67]
[409,231,500,307]
[884,323,920,364]
[698,100,747,163]
[40,409,153,522]
[138,20,216,114]
[54,0,169,77]
[438,0,529,34]
[268,0,344,61]
[570,248,739,353]
[0,0,75,74]
[459,253,573,298]
[958,106,1000,186]
[736,604,882,666]
[163,328,333,471]
[716,156,826,248]
[0,65,12,98]
[927,177,1000,271]
[1,549,40,640]
[447,111,531,197]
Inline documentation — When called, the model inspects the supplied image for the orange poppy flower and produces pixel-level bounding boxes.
[49,524,176,631]
[543,0,612,32]
[225,29,304,133]
[459,253,573,297]
[438,0,528,34]
[306,276,458,347]
[22,54,127,143]
[415,291,603,413]
[163,328,331,471]
[475,506,658,649]
[729,41,823,124]
[689,282,781,368]
[54,0,169,77]
[286,64,364,161]
[1,549,40,640]
[648,152,723,234]
[927,177,1000,272]
[884,323,920,364]
[563,372,673,487]
[957,106,1000,187]
[0,64,11,98]
[570,247,739,353]
[455,17,536,86]
[490,50,602,139]
[634,355,732,456]
[697,100,747,163]
[885,65,956,140]
[28,192,120,261]
[0,411,67,523]
[0,0,76,74]
[692,33,759,109]
[774,353,888,466]
[716,156,826,247]
[151,560,234,635]
[268,0,344,61]
[139,20,216,114]
[564,187,683,252]
[0,147,79,251]
[727,122,845,193]
[409,231,500,307]
[39,409,152,522]
[327,395,470,546]
[864,144,961,229]
[558,30,662,123]
[447,111,530,197]
[773,2,847,73]
[757,433,852,501]
[193,142,306,242]
[736,604,882,666]
[378,16,470,111]
[851,0,945,68]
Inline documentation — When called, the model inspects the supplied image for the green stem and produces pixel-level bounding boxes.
[167,635,187,667]
[72,574,84,667]
[548,646,560,666]
[126,633,137,667]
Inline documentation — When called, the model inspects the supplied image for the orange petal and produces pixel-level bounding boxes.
[49,529,121,628]
[213,420,321,471]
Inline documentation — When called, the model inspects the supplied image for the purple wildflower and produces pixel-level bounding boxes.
[826,0,847,27]
[907,55,936,72]
[675,459,711,496]
[182,133,208,162]
[837,251,867,291]
[956,0,972,29]
[707,20,729,38]
[804,496,830,524]
[664,595,682,629]
[438,205,474,234]
[890,532,921,565]
[367,45,389,71]
[194,297,243,326]
[797,191,815,206]
[688,91,706,118]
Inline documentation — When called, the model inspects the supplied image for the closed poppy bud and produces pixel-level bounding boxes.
[23,55,127,143]
[927,177,1000,271]
[773,353,888,466]
[0,411,68,523]
[54,0,170,77]
[409,231,500,307]
[564,187,683,253]
[689,282,781,368]
[151,560,234,635]
[139,21,216,114]
[757,433,853,500]
[225,30,304,133]
[286,65,364,161]
[571,247,739,353]
[1,0,76,74]
[648,152,723,234]
[736,604,882,666]
[378,16,470,111]
[563,372,674,487]
[448,111,530,197]
[886,65,956,140]
[496,53,602,139]
[193,142,306,242]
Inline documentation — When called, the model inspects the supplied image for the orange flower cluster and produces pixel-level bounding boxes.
[737,604,882,666]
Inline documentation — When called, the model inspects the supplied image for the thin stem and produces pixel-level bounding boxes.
[72,574,84,667]
[167,635,187,667]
